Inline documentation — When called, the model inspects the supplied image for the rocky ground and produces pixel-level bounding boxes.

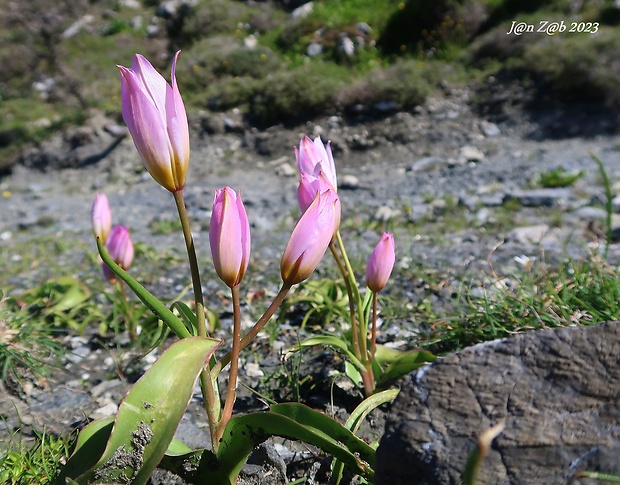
[1,85,620,483]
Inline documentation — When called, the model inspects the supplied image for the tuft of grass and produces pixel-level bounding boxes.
[424,251,620,354]
[0,427,75,485]
[533,167,585,188]
[0,291,65,388]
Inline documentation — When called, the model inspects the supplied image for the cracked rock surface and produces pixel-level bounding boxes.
[376,321,620,485]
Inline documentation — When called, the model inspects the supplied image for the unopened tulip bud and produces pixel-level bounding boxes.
[297,171,334,214]
[209,187,251,288]
[366,232,395,293]
[118,51,190,192]
[281,188,340,285]
[295,136,337,192]
[91,193,112,243]
[103,225,134,284]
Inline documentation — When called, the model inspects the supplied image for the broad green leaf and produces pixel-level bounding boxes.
[287,336,366,374]
[331,390,399,485]
[69,337,220,485]
[206,403,375,483]
[462,422,505,485]
[375,350,436,388]
[269,404,375,474]
[53,418,114,485]
[97,237,191,339]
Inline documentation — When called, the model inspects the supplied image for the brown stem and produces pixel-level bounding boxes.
[370,291,378,362]
[215,282,292,375]
[217,285,242,443]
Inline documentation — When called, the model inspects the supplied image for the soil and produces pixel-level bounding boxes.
[1,85,620,483]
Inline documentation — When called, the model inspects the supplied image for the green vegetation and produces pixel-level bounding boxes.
[0,291,65,386]
[417,251,620,355]
[0,428,74,485]
[533,167,585,188]
[1,0,619,163]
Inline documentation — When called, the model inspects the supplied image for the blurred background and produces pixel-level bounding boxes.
[1,0,619,173]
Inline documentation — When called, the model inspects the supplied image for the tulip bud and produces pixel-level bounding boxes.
[297,171,335,214]
[281,188,340,285]
[103,225,134,284]
[295,136,337,192]
[366,232,395,293]
[118,51,190,192]
[209,187,251,288]
[91,193,112,243]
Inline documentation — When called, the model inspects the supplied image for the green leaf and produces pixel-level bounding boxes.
[53,418,114,484]
[375,349,436,388]
[159,444,206,483]
[331,390,399,485]
[96,237,191,339]
[45,277,91,313]
[59,337,220,485]
[344,389,399,434]
[171,301,198,336]
[287,336,366,374]
[205,403,375,483]
[164,438,193,456]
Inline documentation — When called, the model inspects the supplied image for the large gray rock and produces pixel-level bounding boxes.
[376,322,620,485]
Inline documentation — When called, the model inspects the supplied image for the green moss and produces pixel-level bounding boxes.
[521,27,620,105]
[248,62,350,125]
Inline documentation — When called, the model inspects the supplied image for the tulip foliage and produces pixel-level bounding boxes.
[57,52,435,485]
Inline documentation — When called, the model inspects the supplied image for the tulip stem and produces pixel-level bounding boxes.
[329,240,362,361]
[334,231,368,359]
[333,230,376,396]
[217,285,242,443]
[173,189,208,337]
[116,281,136,341]
[370,291,378,362]
[215,282,292,375]
[173,190,221,449]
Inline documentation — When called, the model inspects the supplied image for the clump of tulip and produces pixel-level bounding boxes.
[290,136,399,396]
[65,52,412,485]
[90,194,136,338]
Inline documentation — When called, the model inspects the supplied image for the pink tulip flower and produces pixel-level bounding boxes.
[91,193,112,243]
[281,188,341,285]
[295,136,337,209]
[366,232,395,293]
[118,51,190,192]
[102,225,134,283]
[297,171,336,214]
[209,187,251,288]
